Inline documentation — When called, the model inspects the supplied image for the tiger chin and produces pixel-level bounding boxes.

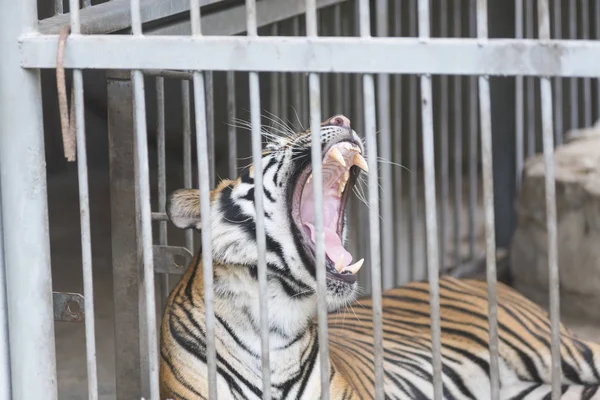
[160,115,600,400]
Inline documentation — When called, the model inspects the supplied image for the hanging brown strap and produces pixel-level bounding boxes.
[56,25,76,162]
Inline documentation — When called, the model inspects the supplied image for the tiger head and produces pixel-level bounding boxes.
[167,114,366,330]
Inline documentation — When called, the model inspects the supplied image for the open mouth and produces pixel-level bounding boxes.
[292,141,368,284]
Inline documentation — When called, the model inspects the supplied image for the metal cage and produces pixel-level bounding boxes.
[1,0,600,399]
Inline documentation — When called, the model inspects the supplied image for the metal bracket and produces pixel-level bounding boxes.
[53,292,85,322]
[153,245,193,275]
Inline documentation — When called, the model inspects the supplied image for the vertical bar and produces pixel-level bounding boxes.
[393,0,405,285]
[476,1,499,398]
[306,1,330,397]
[569,0,578,130]
[439,0,449,272]
[246,1,272,398]
[525,0,536,156]
[581,0,592,127]
[453,0,463,268]
[130,1,160,398]
[537,3,561,398]
[182,81,194,252]
[515,0,524,188]
[292,17,303,130]
[107,74,143,400]
[227,72,238,177]
[190,2,218,399]
[69,1,99,397]
[156,77,170,309]
[468,0,479,260]
[205,71,216,188]
[375,0,394,289]
[0,184,11,400]
[552,0,563,146]
[408,0,419,280]
[417,0,443,399]
[0,1,58,399]
[597,0,600,121]
[358,0,384,397]
[270,25,280,119]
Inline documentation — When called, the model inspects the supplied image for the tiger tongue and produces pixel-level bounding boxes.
[303,223,353,268]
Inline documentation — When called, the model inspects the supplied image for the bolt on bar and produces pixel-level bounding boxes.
[375,0,394,290]
[130,0,160,397]
[190,1,218,398]
[0,187,11,400]
[0,0,57,397]
[569,1,579,130]
[358,0,384,398]
[227,72,238,177]
[475,1,499,398]
[182,80,194,252]
[515,0,524,188]
[453,0,463,269]
[246,1,272,398]
[552,0,563,146]
[417,0,443,398]
[156,77,170,309]
[305,1,331,397]
[468,0,479,261]
[439,0,449,273]
[392,0,405,286]
[69,0,100,397]
[537,2,562,398]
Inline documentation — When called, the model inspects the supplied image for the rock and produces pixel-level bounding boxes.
[510,121,600,321]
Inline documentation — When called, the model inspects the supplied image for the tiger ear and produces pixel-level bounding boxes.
[167,189,202,230]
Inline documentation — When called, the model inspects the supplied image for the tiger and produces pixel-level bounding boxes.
[159,114,600,399]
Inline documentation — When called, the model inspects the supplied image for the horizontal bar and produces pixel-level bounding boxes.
[38,0,223,34]
[21,35,600,77]
[149,0,346,36]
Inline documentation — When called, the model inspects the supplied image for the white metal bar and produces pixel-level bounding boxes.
[418,0,442,399]
[537,3,561,399]
[156,76,170,309]
[582,0,592,127]
[392,0,405,285]
[453,0,463,269]
[408,0,419,280]
[0,182,11,400]
[0,1,57,399]
[227,72,238,177]
[375,0,394,289]
[468,0,478,260]
[21,35,600,77]
[190,2,218,399]
[597,0,600,120]
[552,0,563,145]
[205,71,216,188]
[270,25,280,118]
[358,0,384,398]
[291,18,303,130]
[130,0,160,398]
[526,0,536,156]
[515,0,524,189]
[246,1,272,398]
[439,0,449,272]
[306,1,330,397]
[476,1,499,399]
[569,1,579,129]
[182,80,194,252]
[69,1,100,398]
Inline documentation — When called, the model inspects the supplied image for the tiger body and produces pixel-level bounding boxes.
[159,115,600,399]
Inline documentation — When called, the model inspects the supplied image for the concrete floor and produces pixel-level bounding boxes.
[49,143,600,399]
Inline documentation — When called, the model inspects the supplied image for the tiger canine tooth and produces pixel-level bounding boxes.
[353,154,368,172]
[330,147,347,167]
[335,255,345,273]
[307,173,312,183]
[343,258,364,275]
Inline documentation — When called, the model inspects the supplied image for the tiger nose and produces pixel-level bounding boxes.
[328,114,351,129]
